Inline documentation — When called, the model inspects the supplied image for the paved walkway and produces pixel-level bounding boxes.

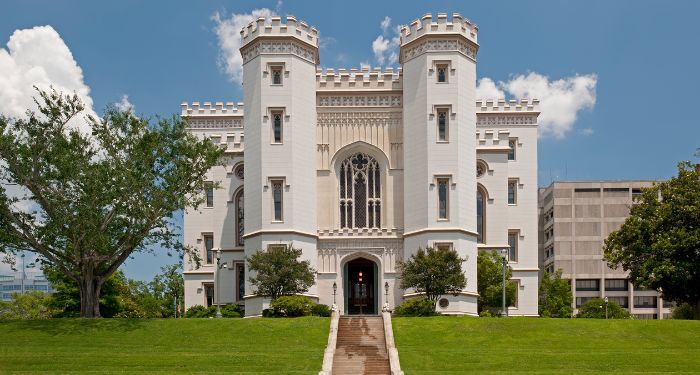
[332,316,391,375]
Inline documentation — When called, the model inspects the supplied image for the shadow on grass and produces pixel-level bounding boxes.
[0,318,150,336]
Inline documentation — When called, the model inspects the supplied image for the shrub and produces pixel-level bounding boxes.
[185,305,217,318]
[311,303,332,317]
[671,303,694,320]
[479,310,493,317]
[220,304,243,318]
[576,298,630,319]
[393,297,437,317]
[269,296,314,317]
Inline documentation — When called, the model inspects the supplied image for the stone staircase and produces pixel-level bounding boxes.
[332,316,391,375]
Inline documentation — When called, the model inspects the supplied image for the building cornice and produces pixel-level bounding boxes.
[242,229,319,240]
[403,227,478,238]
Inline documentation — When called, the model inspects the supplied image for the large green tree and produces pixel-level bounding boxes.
[399,247,467,304]
[576,298,630,319]
[477,250,516,315]
[247,245,315,301]
[539,269,573,318]
[0,89,223,317]
[604,162,700,319]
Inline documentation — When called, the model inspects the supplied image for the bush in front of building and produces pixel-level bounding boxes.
[575,298,630,319]
[311,303,332,317]
[185,305,217,318]
[671,303,695,320]
[479,310,494,317]
[393,297,437,317]
[269,296,315,317]
[220,304,243,318]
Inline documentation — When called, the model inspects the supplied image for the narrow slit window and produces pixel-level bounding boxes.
[204,234,214,264]
[205,182,214,207]
[438,178,449,220]
[272,67,282,85]
[508,139,516,160]
[508,180,517,205]
[437,110,448,142]
[272,112,283,143]
[272,180,283,221]
[437,64,447,83]
[508,232,518,262]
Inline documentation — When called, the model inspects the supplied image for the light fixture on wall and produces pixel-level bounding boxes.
[332,281,337,305]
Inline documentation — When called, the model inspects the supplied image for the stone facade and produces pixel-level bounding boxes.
[539,181,672,319]
[183,13,540,317]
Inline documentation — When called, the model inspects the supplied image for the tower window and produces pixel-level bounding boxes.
[271,66,283,85]
[272,112,283,143]
[477,188,486,243]
[272,180,283,222]
[508,139,517,160]
[438,178,449,220]
[437,64,448,83]
[204,182,214,207]
[508,231,518,262]
[203,234,214,264]
[437,109,448,142]
[235,189,244,247]
[508,180,517,205]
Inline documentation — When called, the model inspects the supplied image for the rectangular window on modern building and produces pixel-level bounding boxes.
[634,296,657,308]
[437,109,448,142]
[575,279,600,291]
[508,180,517,205]
[437,178,449,220]
[604,279,628,291]
[508,232,518,262]
[272,111,283,143]
[576,296,595,308]
[634,313,657,320]
[608,296,628,308]
[205,182,214,208]
[508,139,516,160]
[203,234,214,264]
[272,180,283,221]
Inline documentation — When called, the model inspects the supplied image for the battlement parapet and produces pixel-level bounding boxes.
[181,101,245,117]
[400,13,478,47]
[476,98,540,113]
[316,67,403,91]
[240,16,318,49]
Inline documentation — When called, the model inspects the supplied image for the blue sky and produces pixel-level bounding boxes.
[1,0,699,280]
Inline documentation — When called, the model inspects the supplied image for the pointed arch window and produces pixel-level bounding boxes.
[235,189,244,247]
[339,153,381,229]
[477,188,486,243]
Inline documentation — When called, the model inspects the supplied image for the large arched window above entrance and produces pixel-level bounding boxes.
[339,153,381,229]
[477,187,486,243]
[235,189,244,247]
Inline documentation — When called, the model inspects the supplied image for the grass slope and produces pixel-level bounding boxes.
[0,317,329,374]
[393,317,700,374]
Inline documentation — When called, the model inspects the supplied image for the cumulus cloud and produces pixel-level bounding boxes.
[115,94,134,113]
[0,25,95,131]
[212,8,274,83]
[476,72,597,138]
[371,17,400,66]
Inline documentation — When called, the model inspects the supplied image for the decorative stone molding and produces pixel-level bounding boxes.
[241,40,317,65]
[240,16,318,50]
[401,38,477,63]
[316,67,403,91]
[317,238,403,274]
[476,115,537,126]
[186,118,243,129]
[317,95,402,107]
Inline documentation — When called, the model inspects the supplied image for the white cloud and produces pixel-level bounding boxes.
[0,25,95,132]
[370,17,401,67]
[212,8,274,83]
[476,72,597,139]
[380,16,392,33]
[115,94,134,113]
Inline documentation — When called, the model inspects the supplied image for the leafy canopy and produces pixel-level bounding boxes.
[0,88,223,317]
[604,161,700,319]
[576,298,630,319]
[539,269,573,318]
[399,247,466,303]
[477,250,516,314]
[246,245,315,301]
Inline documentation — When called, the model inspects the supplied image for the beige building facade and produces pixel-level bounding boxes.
[539,181,672,319]
[182,13,540,317]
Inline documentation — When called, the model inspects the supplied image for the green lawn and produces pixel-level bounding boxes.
[0,317,329,374]
[393,317,700,374]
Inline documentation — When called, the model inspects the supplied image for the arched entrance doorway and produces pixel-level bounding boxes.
[344,258,378,315]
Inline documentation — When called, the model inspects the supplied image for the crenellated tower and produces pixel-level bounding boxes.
[239,16,320,316]
[400,13,480,315]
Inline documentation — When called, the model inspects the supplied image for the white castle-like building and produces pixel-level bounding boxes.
[182,13,540,317]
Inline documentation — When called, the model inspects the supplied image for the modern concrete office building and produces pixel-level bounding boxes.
[182,13,541,317]
[539,181,672,319]
[0,272,53,302]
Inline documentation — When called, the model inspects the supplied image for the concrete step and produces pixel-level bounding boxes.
[332,316,391,375]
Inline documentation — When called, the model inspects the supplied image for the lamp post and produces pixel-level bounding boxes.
[332,282,337,305]
[500,248,508,317]
[215,248,227,318]
[604,296,609,319]
[383,281,389,312]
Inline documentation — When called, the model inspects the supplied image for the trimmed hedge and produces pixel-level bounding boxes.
[393,297,437,317]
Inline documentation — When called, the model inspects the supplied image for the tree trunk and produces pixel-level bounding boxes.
[78,271,103,318]
[695,300,700,320]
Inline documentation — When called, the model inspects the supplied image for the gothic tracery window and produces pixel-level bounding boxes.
[339,153,381,229]
[235,189,244,247]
